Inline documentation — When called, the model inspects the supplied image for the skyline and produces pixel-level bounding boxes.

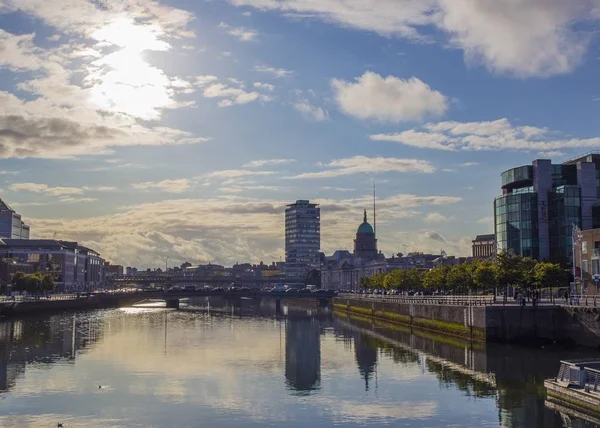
[2,1,600,268]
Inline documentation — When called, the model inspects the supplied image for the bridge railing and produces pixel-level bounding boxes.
[341,294,496,306]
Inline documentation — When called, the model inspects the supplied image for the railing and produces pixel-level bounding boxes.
[585,367,600,393]
[340,294,496,306]
[556,360,600,393]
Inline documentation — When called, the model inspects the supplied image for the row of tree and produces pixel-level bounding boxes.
[360,251,569,293]
[11,272,55,294]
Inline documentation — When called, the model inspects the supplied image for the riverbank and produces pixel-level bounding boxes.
[333,297,600,347]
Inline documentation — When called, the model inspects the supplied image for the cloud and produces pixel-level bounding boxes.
[207,169,277,179]
[293,101,329,121]
[10,182,83,196]
[242,159,295,168]
[287,156,435,179]
[371,118,600,152]
[0,9,208,160]
[253,82,275,91]
[26,191,463,267]
[228,0,598,78]
[538,150,564,158]
[218,22,258,41]
[332,72,447,122]
[423,212,451,223]
[460,162,479,167]
[254,64,293,77]
[83,186,118,192]
[198,77,273,107]
[132,179,192,194]
[477,216,494,225]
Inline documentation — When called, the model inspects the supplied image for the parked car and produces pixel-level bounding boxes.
[183,285,196,292]
[212,287,225,292]
[285,288,299,293]
[299,288,312,294]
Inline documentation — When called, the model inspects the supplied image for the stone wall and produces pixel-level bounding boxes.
[333,297,600,347]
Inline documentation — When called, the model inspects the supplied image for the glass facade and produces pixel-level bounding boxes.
[495,192,539,258]
[549,186,581,261]
[285,200,320,277]
[495,155,600,263]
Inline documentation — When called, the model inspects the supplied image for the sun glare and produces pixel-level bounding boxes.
[86,17,176,120]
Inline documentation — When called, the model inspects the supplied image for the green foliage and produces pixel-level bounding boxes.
[11,272,55,294]
[534,261,568,290]
[357,250,567,294]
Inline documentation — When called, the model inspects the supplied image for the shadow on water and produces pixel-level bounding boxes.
[333,311,600,428]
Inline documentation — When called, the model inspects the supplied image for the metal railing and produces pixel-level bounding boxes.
[341,294,496,306]
[556,360,600,393]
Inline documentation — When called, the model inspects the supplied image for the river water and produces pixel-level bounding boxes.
[0,301,598,428]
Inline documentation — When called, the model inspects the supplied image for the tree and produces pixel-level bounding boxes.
[360,276,371,289]
[473,260,496,292]
[534,262,568,290]
[41,274,55,292]
[518,257,538,291]
[494,250,521,298]
[422,265,450,291]
[383,269,402,289]
[446,263,475,294]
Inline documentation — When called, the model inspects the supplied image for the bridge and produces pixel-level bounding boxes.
[0,290,337,316]
[107,275,306,285]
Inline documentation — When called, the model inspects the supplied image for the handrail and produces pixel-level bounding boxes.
[340,294,496,306]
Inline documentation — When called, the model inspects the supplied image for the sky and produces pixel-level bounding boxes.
[1,0,600,269]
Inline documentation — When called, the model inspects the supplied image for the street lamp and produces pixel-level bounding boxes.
[572,224,584,298]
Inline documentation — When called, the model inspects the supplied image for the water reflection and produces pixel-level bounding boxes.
[285,317,321,393]
[0,306,598,427]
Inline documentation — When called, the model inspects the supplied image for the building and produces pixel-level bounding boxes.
[0,239,105,291]
[285,200,320,277]
[494,153,600,262]
[354,210,378,259]
[574,228,600,295]
[285,317,321,392]
[105,263,124,276]
[472,234,496,258]
[0,198,30,240]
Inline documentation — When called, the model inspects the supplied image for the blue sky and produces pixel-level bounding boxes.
[1,0,600,268]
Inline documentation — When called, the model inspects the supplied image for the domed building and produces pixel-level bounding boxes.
[354,209,377,260]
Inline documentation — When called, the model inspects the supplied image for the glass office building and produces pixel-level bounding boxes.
[0,198,30,240]
[285,200,320,277]
[494,153,600,263]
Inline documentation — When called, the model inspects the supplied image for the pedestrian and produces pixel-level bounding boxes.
[564,290,569,305]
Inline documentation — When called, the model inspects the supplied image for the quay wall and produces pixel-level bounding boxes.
[333,297,600,347]
[0,295,143,317]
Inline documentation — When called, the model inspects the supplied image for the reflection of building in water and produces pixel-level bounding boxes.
[285,318,321,392]
[0,314,104,394]
[354,332,378,391]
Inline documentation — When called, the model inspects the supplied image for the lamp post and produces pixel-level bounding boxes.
[572,223,583,298]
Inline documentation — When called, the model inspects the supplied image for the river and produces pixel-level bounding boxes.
[0,301,598,427]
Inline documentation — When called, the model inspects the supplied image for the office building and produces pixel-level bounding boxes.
[494,153,600,262]
[574,228,600,295]
[472,234,496,258]
[0,239,105,291]
[285,200,320,277]
[0,198,30,239]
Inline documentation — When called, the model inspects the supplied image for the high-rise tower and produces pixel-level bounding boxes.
[285,200,320,277]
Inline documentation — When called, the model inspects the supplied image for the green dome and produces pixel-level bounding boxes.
[357,222,374,234]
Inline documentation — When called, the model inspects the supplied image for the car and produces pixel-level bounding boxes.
[312,289,328,294]
[299,288,312,294]
[167,286,181,293]
[183,285,196,292]
[212,287,225,292]
[228,286,240,292]
[240,287,251,292]
[285,288,299,293]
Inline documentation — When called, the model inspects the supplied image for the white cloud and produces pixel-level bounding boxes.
[9,182,83,196]
[293,101,329,121]
[228,0,598,78]
[371,118,600,152]
[254,64,293,77]
[423,212,451,223]
[195,75,219,86]
[83,186,118,192]
[477,216,494,225]
[218,22,258,41]
[243,11,252,17]
[207,169,277,179]
[460,162,479,167]
[199,77,273,107]
[332,71,447,122]
[253,82,275,91]
[0,29,43,70]
[242,159,295,168]
[287,156,435,179]
[538,151,564,158]
[132,179,191,194]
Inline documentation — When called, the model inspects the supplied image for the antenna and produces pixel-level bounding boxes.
[373,182,376,238]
